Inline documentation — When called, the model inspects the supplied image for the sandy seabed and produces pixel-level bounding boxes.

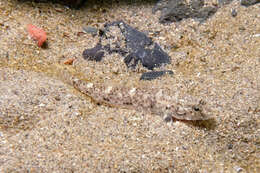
[0,0,259,172]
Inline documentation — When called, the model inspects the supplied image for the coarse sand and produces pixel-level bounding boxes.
[0,0,259,172]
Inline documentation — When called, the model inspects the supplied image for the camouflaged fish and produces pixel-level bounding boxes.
[70,77,212,121]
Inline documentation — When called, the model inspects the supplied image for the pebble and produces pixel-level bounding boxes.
[82,26,98,36]
[233,166,243,172]
[231,9,237,17]
[39,103,45,107]
[140,70,174,80]
[227,143,233,149]
[253,33,260,37]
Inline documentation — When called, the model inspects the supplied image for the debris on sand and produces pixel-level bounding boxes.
[82,21,172,80]
[27,24,47,47]
[64,58,76,65]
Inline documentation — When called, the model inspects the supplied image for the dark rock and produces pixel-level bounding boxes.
[240,0,260,6]
[156,0,191,23]
[217,0,259,6]
[140,70,173,80]
[193,6,218,20]
[82,43,104,62]
[190,0,204,10]
[153,0,218,23]
[82,21,172,80]
[124,43,171,70]
[105,21,153,52]
[101,20,171,70]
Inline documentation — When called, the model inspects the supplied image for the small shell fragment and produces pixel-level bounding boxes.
[64,58,75,65]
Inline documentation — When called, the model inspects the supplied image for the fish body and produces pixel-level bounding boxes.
[71,77,212,121]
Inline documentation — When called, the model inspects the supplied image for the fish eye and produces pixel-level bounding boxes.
[166,105,171,110]
[193,106,200,112]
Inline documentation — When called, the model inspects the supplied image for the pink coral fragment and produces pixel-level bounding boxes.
[27,24,47,47]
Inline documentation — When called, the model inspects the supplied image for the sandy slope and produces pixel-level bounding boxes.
[0,0,259,172]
